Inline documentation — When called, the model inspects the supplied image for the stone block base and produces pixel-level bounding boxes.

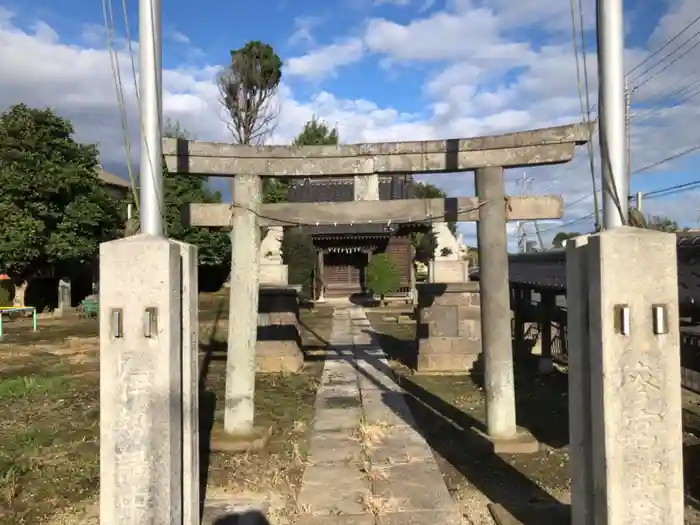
[257,285,303,373]
[256,341,304,373]
[416,352,480,374]
[415,282,482,373]
[259,263,288,285]
[472,427,539,454]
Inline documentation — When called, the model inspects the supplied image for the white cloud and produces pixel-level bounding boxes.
[1,1,700,249]
[166,28,191,45]
[285,38,365,79]
[288,15,324,46]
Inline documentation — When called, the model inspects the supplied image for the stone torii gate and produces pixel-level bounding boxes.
[164,122,590,449]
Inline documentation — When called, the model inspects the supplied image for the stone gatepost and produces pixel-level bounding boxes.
[256,285,304,373]
[568,227,683,525]
[99,234,199,525]
[415,282,481,372]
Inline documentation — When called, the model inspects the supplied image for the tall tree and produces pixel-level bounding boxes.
[0,104,122,302]
[217,41,283,145]
[217,40,283,204]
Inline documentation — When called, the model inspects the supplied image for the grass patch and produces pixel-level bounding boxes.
[0,375,68,401]
[0,350,100,525]
[0,291,332,524]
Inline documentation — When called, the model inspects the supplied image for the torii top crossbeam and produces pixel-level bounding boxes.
[163,123,592,177]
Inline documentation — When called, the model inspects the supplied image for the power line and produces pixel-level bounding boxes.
[634,83,700,125]
[633,68,700,108]
[644,178,700,200]
[631,30,700,89]
[632,143,700,174]
[537,212,596,234]
[627,13,700,77]
[102,0,139,212]
[568,0,599,227]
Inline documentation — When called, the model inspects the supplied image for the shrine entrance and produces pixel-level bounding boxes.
[322,250,367,297]
[167,121,591,447]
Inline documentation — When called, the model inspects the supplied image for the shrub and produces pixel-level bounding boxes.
[281,227,316,299]
[366,253,399,303]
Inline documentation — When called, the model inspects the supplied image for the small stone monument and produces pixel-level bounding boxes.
[55,277,71,317]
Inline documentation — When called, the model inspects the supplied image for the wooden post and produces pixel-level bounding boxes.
[224,174,262,436]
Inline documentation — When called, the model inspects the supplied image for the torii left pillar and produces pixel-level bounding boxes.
[475,167,537,452]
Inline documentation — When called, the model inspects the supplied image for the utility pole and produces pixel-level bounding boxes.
[139,0,164,236]
[597,0,628,229]
[625,78,638,201]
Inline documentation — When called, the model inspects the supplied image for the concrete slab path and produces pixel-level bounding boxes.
[296,306,466,525]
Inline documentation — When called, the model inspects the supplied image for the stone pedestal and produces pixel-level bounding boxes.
[99,234,199,525]
[257,285,304,373]
[570,227,683,525]
[259,263,288,285]
[428,260,470,283]
[415,283,481,372]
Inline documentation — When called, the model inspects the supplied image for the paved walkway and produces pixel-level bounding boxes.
[296,306,465,525]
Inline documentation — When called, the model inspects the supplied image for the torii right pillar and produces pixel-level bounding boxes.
[475,166,538,453]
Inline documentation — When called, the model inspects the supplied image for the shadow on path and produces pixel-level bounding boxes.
[334,313,569,524]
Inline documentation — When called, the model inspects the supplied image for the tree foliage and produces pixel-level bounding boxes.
[366,254,400,300]
[647,214,680,233]
[0,104,122,282]
[292,117,339,146]
[217,40,282,145]
[281,227,316,298]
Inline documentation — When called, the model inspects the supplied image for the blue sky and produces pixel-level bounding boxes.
[1,0,699,243]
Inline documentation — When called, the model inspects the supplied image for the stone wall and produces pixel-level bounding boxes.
[415,282,481,373]
[257,285,304,373]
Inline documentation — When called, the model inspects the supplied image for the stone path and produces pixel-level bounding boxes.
[296,306,466,525]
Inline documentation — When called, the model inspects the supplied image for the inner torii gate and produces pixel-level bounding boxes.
[164,122,590,447]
